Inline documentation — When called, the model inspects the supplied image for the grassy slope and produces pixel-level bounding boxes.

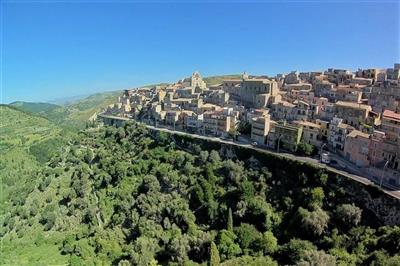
[62,91,122,128]
[9,101,60,115]
[0,106,70,265]
[203,74,242,86]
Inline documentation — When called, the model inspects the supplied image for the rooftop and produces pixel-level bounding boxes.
[293,120,321,128]
[338,123,353,129]
[383,109,400,121]
[275,101,295,108]
[347,130,370,139]
[335,101,371,110]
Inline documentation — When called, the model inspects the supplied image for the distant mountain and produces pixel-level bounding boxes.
[47,93,92,106]
[9,90,122,129]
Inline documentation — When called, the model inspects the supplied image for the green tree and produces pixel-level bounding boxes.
[217,230,242,260]
[199,151,209,164]
[210,241,220,266]
[221,255,277,266]
[310,187,325,209]
[296,143,315,156]
[259,231,278,255]
[228,128,239,141]
[131,236,160,266]
[227,208,233,232]
[83,148,93,164]
[234,223,261,251]
[281,239,316,264]
[209,150,221,164]
[298,249,336,266]
[335,204,362,227]
[298,207,329,236]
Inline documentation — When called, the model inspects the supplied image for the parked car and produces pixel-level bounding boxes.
[321,152,331,164]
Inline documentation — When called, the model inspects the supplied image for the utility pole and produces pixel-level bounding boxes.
[380,161,389,188]
[277,134,283,153]
[320,143,327,162]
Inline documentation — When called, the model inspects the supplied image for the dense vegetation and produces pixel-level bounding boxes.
[0,106,73,213]
[1,119,399,265]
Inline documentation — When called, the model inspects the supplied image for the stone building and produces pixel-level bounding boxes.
[239,78,278,108]
[203,111,232,136]
[284,71,300,84]
[294,120,323,147]
[328,117,354,151]
[251,114,271,144]
[344,130,371,167]
[271,101,296,121]
[191,71,207,89]
[267,121,303,152]
[387,64,400,80]
[335,101,373,129]
[184,113,204,133]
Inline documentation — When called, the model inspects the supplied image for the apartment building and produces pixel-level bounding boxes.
[204,90,229,105]
[386,64,400,80]
[203,111,232,136]
[380,110,400,182]
[382,109,400,141]
[335,101,372,128]
[366,85,400,113]
[184,113,204,133]
[315,119,329,141]
[293,100,311,121]
[328,117,354,151]
[271,101,296,121]
[165,110,181,126]
[344,130,371,167]
[294,120,322,147]
[251,114,271,144]
[284,71,301,84]
[267,121,303,152]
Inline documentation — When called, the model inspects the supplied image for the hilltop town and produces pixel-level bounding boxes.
[102,65,400,189]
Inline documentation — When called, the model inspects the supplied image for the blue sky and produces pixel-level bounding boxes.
[2,1,399,103]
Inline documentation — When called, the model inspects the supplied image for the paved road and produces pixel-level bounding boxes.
[98,114,400,199]
[145,124,400,200]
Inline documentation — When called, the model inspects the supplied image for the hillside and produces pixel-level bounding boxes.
[9,91,122,129]
[203,74,242,86]
[1,121,399,265]
[0,105,72,204]
[9,101,60,115]
[0,105,75,265]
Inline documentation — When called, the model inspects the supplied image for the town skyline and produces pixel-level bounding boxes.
[102,63,400,190]
[4,63,400,104]
[2,1,399,103]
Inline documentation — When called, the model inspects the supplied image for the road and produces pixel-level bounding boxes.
[98,114,400,199]
[145,124,400,200]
